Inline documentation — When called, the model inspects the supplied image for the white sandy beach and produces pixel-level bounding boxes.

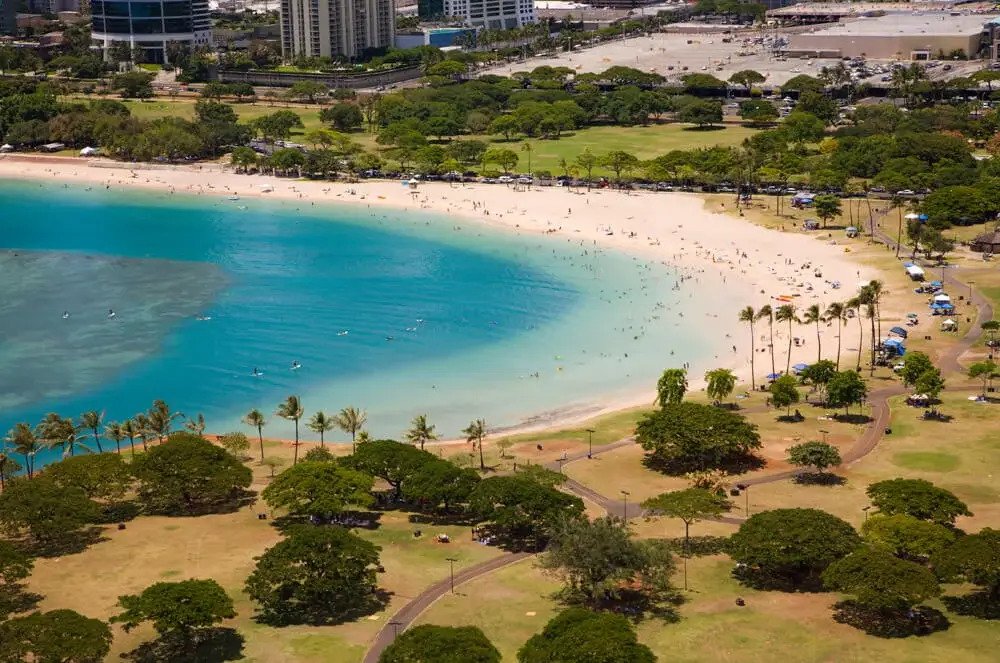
[0,156,887,433]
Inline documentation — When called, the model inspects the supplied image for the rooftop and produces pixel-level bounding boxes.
[802,12,998,37]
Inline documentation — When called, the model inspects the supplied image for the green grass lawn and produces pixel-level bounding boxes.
[117,98,326,134]
[495,123,758,176]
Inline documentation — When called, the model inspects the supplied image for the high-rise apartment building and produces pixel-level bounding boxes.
[0,0,17,36]
[90,0,212,64]
[441,0,533,30]
[280,0,395,60]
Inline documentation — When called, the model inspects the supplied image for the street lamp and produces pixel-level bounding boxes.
[862,505,871,522]
[819,429,829,445]
[586,428,595,458]
[736,483,750,516]
[445,557,458,593]
[558,452,568,474]
[621,489,630,519]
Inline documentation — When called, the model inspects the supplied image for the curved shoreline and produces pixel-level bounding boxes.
[0,156,881,440]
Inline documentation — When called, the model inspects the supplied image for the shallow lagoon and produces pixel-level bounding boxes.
[0,180,748,460]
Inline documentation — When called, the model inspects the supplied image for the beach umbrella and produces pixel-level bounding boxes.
[766,372,782,380]
[918,214,928,221]
[792,363,809,373]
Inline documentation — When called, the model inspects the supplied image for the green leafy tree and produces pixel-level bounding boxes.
[933,528,1000,604]
[261,461,374,519]
[402,459,480,512]
[655,368,688,406]
[0,477,99,554]
[242,409,267,462]
[319,103,363,131]
[862,514,956,562]
[799,359,837,401]
[518,608,655,663]
[813,194,841,229]
[45,450,126,499]
[727,508,861,589]
[245,525,381,625]
[782,111,825,145]
[822,547,939,613]
[600,150,639,182]
[540,516,674,608]
[739,99,778,126]
[302,446,335,462]
[469,476,584,548]
[219,431,250,459]
[900,351,934,388]
[405,414,438,451]
[276,395,305,465]
[575,148,598,188]
[642,488,731,553]
[826,370,868,416]
[968,360,999,398]
[0,609,112,663]
[914,367,946,402]
[636,402,761,471]
[111,71,154,99]
[705,368,737,404]
[344,439,435,497]
[769,375,800,416]
[679,99,723,128]
[866,478,971,525]
[380,625,499,663]
[285,80,328,103]
[131,432,252,515]
[729,69,766,88]
[787,441,841,475]
[112,579,235,645]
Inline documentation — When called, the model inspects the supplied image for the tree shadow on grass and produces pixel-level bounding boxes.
[123,627,245,663]
[555,587,682,624]
[731,565,825,593]
[831,600,950,638]
[660,535,730,557]
[269,511,384,535]
[642,453,766,477]
[29,526,106,558]
[681,125,726,132]
[254,589,391,627]
[831,413,873,425]
[0,587,43,619]
[793,472,846,486]
[407,512,478,527]
[942,591,1000,620]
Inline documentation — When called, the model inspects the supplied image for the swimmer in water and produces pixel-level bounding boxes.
[291,361,301,370]
[107,309,116,319]
[252,367,262,377]
[62,311,70,319]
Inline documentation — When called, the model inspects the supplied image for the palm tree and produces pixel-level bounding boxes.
[79,410,105,453]
[0,451,20,490]
[104,421,126,455]
[802,304,823,363]
[866,280,886,342]
[276,395,304,464]
[824,302,847,370]
[775,304,799,374]
[308,411,334,448]
[406,414,438,451]
[756,305,776,378]
[335,406,367,453]
[738,305,757,389]
[845,296,864,371]
[41,413,82,457]
[859,281,885,375]
[133,414,152,452]
[184,413,207,436]
[147,400,182,444]
[463,418,487,470]
[243,409,267,461]
[121,419,138,457]
[6,423,40,478]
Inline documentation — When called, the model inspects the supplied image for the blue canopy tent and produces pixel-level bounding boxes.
[792,363,809,374]
[929,281,943,288]
[890,326,908,338]
[766,372,783,380]
[883,338,906,356]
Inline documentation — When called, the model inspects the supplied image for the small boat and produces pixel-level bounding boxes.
[337,330,349,336]
[228,194,240,201]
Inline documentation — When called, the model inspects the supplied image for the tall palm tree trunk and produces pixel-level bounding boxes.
[749,320,756,389]
[478,436,486,470]
[856,314,864,371]
[815,320,822,363]
[836,317,842,370]
[128,434,135,458]
[870,309,877,377]
[320,430,325,449]
[786,319,793,373]
[768,319,776,376]
[92,430,104,453]
[292,419,300,465]
[257,425,265,462]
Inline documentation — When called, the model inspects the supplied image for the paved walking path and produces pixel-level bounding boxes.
[361,223,995,663]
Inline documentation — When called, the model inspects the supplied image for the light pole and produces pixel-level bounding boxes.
[737,483,749,516]
[586,428,595,458]
[862,505,871,522]
[445,557,458,593]
[558,452,568,474]
[969,280,975,302]
[621,489,630,519]
[819,429,829,445]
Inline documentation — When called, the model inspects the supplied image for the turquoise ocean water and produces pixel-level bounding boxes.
[0,179,749,465]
